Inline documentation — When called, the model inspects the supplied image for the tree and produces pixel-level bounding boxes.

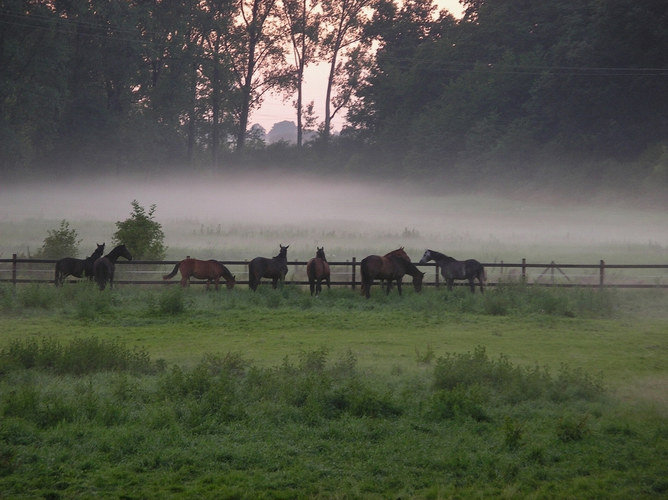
[113,201,167,260]
[35,220,81,259]
[319,0,375,147]
[281,0,322,147]
[225,0,290,153]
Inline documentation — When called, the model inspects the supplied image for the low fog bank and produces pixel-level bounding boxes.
[1,172,666,263]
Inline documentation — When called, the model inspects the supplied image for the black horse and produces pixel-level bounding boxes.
[419,249,485,293]
[54,243,105,286]
[361,249,424,298]
[93,244,133,290]
[248,244,289,291]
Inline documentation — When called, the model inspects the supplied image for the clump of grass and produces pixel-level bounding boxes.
[16,284,58,309]
[1,337,157,375]
[431,346,603,409]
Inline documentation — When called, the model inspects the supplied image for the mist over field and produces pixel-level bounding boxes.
[1,172,666,264]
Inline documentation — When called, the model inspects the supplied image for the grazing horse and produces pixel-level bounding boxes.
[360,247,424,298]
[306,247,330,296]
[419,249,486,293]
[93,244,133,290]
[163,258,235,290]
[54,243,105,286]
[248,244,289,291]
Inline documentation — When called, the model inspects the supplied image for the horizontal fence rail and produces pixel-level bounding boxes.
[1,255,667,289]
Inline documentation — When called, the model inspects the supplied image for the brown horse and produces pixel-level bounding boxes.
[248,244,289,291]
[360,248,424,298]
[306,247,330,296]
[163,258,235,290]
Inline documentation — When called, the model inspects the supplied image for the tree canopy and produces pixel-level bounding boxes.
[1,0,666,192]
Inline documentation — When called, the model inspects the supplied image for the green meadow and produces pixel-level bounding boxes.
[1,282,666,498]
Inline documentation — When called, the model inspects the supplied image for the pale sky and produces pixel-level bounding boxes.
[251,0,464,132]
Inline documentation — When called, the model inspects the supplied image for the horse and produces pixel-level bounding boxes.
[360,247,424,298]
[419,249,486,293]
[248,244,289,291]
[163,258,235,290]
[54,243,105,286]
[306,247,330,296]
[93,244,133,290]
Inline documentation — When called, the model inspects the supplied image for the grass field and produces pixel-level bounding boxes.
[1,282,667,498]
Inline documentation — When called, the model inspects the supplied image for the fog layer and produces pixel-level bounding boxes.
[1,174,666,262]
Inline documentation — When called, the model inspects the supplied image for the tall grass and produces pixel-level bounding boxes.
[1,343,664,498]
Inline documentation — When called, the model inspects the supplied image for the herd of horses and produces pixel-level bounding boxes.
[55,244,486,296]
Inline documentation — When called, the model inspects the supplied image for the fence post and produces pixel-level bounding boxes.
[351,257,356,290]
[435,264,440,288]
[521,258,526,283]
[12,253,17,289]
[599,260,605,289]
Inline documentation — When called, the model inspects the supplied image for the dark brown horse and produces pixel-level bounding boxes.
[248,244,289,291]
[54,243,105,286]
[93,244,133,290]
[306,247,330,296]
[360,248,424,298]
[419,249,486,293]
[163,258,235,290]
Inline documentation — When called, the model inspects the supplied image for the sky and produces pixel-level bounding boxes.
[250,0,464,132]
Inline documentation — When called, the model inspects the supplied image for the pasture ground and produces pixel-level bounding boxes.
[0,282,666,498]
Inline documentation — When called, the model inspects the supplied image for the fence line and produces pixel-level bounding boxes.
[1,254,667,289]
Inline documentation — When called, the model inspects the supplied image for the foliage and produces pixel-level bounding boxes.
[0,286,666,496]
[1,336,156,375]
[112,200,167,260]
[0,342,665,497]
[3,0,665,196]
[33,220,81,259]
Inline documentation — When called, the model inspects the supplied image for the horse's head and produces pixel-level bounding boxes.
[277,244,289,258]
[119,244,133,261]
[91,243,105,259]
[412,271,425,293]
[316,247,326,260]
[226,275,236,290]
[418,249,433,264]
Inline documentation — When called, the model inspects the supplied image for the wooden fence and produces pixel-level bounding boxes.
[1,254,666,289]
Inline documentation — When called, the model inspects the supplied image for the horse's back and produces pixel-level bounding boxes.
[307,258,329,279]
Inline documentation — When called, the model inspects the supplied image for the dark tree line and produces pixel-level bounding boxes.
[1,0,667,190]
[348,0,668,187]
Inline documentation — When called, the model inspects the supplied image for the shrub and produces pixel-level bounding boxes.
[113,200,167,260]
[34,220,81,259]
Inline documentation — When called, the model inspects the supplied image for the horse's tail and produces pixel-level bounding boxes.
[360,258,370,296]
[306,259,315,280]
[163,262,180,280]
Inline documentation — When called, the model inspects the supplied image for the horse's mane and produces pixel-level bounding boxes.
[428,249,453,262]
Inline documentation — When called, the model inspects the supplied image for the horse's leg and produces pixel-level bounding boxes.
[397,278,403,296]
[309,278,315,296]
[478,272,484,293]
[272,278,278,289]
[469,277,475,293]
[447,278,454,291]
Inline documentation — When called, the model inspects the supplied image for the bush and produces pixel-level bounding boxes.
[34,220,81,259]
[113,200,167,260]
